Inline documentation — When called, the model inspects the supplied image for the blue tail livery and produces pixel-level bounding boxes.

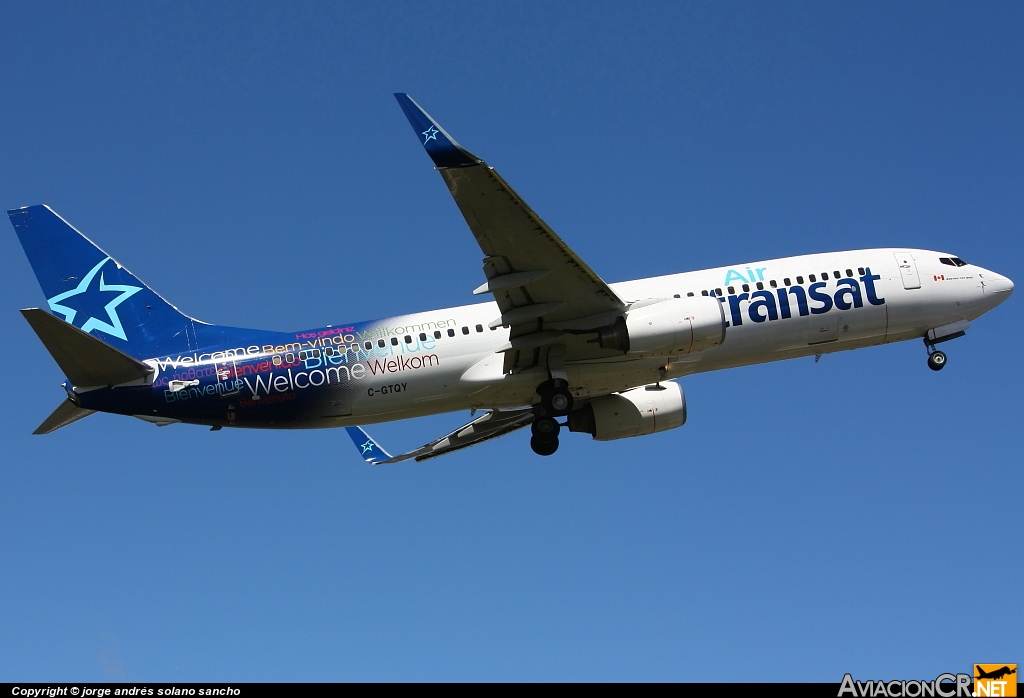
[10,205,269,360]
[7,95,1013,462]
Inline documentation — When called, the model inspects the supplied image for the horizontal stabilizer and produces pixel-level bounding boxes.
[21,308,154,389]
[34,399,96,434]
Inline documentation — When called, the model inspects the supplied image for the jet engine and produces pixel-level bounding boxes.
[567,381,687,441]
[596,296,726,357]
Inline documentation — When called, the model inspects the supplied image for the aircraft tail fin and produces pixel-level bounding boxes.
[21,308,154,389]
[9,205,198,359]
[34,399,96,435]
[345,426,393,465]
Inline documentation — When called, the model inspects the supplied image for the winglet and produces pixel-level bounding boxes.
[393,93,481,168]
[346,426,393,465]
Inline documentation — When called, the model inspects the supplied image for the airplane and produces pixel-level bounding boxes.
[8,94,1014,463]
[976,666,1016,681]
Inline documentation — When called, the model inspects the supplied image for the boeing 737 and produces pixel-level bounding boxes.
[9,94,1014,462]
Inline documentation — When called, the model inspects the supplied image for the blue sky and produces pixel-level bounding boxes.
[1,1,1021,682]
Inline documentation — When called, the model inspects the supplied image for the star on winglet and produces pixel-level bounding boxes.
[346,426,393,465]
[422,126,439,144]
[46,257,142,342]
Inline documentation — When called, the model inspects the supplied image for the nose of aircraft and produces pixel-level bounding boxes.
[985,270,1015,298]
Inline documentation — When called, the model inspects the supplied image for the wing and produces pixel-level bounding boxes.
[395,94,627,372]
[347,408,534,465]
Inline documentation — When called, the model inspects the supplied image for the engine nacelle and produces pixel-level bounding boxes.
[597,296,726,357]
[567,380,687,441]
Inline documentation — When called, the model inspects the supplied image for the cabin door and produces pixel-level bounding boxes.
[894,252,921,289]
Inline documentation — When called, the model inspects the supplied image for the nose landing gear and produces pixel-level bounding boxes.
[923,322,968,371]
[924,338,947,371]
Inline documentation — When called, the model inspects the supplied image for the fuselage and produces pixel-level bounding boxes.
[76,248,1013,429]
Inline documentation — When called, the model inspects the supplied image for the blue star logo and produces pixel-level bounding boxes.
[46,257,142,342]
[360,440,376,455]
[422,126,439,144]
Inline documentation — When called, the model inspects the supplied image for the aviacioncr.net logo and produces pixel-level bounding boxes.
[975,665,1017,697]
[838,673,973,698]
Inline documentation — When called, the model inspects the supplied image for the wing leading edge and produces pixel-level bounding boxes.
[393,94,626,372]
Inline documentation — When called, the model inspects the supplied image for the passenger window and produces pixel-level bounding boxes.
[756,282,764,290]
[273,355,282,366]
[821,272,828,280]
[404,335,412,344]
[687,292,694,297]
[363,342,371,351]
[728,286,735,294]
[323,347,334,357]
[377,339,385,348]
[448,329,455,337]
[462,326,470,335]
[809,274,817,282]
[701,290,709,296]
[418,332,426,341]
[673,294,680,298]
[286,352,295,363]
[834,270,841,278]
[846,269,853,277]
[391,337,399,346]
[858,267,865,276]
[434,330,441,339]
[796,276,804,284]
[769,280,777,288]
[784,278,791,286]
[741,284,749,292]
[475,324,483,333]
[716,288,723,296]
[299,351,307,360]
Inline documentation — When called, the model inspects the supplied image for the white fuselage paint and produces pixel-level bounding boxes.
[333,248,1013,425]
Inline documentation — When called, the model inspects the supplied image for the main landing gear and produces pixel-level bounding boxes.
[539,381,574,417]
[924,339,947,371]
[531,380,575,456]
[531,417,560,456]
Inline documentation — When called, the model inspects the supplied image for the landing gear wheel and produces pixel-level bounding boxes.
[531,435,559,456]
[532,417,560,440]
[927,350,947,371]
[542,387,574,417]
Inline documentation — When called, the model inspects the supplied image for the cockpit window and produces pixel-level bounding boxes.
[941,257,968,267]
[940,257,954,266]
[951,257,967,267]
